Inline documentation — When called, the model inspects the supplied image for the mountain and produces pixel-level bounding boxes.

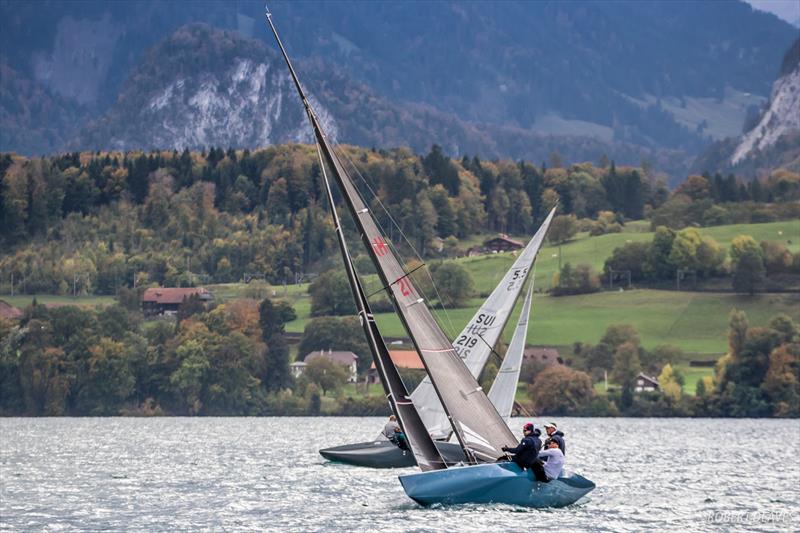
[1,0,796,180]
[693,38,800,178]
[75,23,686,174]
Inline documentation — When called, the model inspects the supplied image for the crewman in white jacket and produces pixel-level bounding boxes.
[536,439,565,481]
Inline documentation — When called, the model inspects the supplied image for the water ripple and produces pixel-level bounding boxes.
[1,417,798,532]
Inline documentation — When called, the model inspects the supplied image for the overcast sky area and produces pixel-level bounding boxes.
[746,0,800,25]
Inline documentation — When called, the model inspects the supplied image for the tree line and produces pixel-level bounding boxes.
[3,292,795,417]
[2,146,797,297]
[0,295,389,416]
[520,311,798,418]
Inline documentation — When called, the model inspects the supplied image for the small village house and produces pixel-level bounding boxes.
[483,234,524,253]
[635,372,659,393]
[367,350,425,384]
[303,350,359,383]
[522,347,563,366]
[290,361,306,379]
[141,287,213,317]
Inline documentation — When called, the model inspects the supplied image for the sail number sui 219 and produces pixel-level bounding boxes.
[454,313,496,358]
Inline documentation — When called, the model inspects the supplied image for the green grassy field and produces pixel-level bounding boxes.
[287,289,799,356]
[463,220,799,293]
[282,222,800,356]
[0,294,116,308]
[3,220,797,366]
[679,366,715,395]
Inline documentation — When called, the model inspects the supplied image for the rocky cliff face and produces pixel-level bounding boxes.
[731,39,800,165]
[78,25,339,151]
[3,0,797,181]
[692,39,800,178]
[77,24,690,178]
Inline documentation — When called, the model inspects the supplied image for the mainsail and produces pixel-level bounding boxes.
[488,280,534,421]
[265,9,515,463]
[265,11,445,472]
[411,209,555,438]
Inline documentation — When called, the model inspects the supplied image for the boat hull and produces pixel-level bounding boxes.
[319,440,467,468]
[398,462,595,508]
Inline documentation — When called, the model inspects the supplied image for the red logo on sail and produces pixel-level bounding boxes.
[372,236,389,256]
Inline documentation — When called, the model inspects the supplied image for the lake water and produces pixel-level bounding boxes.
[1,417,798,532]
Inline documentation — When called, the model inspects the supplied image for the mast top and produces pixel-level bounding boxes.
[264,4,311,111]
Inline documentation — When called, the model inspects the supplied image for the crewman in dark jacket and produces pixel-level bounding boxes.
[501,423,545,480]
[392,426,409,450]
[543,422,566,455]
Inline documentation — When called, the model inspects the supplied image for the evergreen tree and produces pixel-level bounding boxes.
[422,144,460,195]
[612,341,641,408]
[259,298,296,393]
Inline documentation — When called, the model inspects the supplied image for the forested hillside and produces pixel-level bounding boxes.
[2,144,799,296]
[1,142,798,418]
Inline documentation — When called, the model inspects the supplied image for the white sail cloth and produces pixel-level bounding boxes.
[488,280,534,421]
[410,209,555,439]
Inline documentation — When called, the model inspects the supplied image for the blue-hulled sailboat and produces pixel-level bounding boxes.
[264,8,594,507]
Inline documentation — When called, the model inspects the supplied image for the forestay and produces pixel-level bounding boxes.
[411,208,555,438]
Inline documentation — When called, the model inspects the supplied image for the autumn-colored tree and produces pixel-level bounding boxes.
[657,363,683,403]
[79,337,136,415]
[17,319,75,415]
[674,175,711,201]
[530,366,595,415]
[547,214,578,244]
[302,357,348,396]
[761,344,800,417]
[217,300,257,339]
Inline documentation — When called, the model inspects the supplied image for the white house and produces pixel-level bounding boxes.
[303,350,359,383]
[289,361,306,379]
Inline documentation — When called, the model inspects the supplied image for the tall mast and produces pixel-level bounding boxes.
[264,7,445,471]
[266,6,517,463]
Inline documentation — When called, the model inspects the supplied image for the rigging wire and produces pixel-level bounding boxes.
[331,144,458,340]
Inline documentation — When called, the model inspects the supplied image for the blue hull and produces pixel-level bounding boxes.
[398,462,595,508]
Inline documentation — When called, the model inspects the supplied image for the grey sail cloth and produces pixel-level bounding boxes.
[411,209,555,439]
[306,100,524,461]
[264,10,446,471]
[488,280,534,421]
